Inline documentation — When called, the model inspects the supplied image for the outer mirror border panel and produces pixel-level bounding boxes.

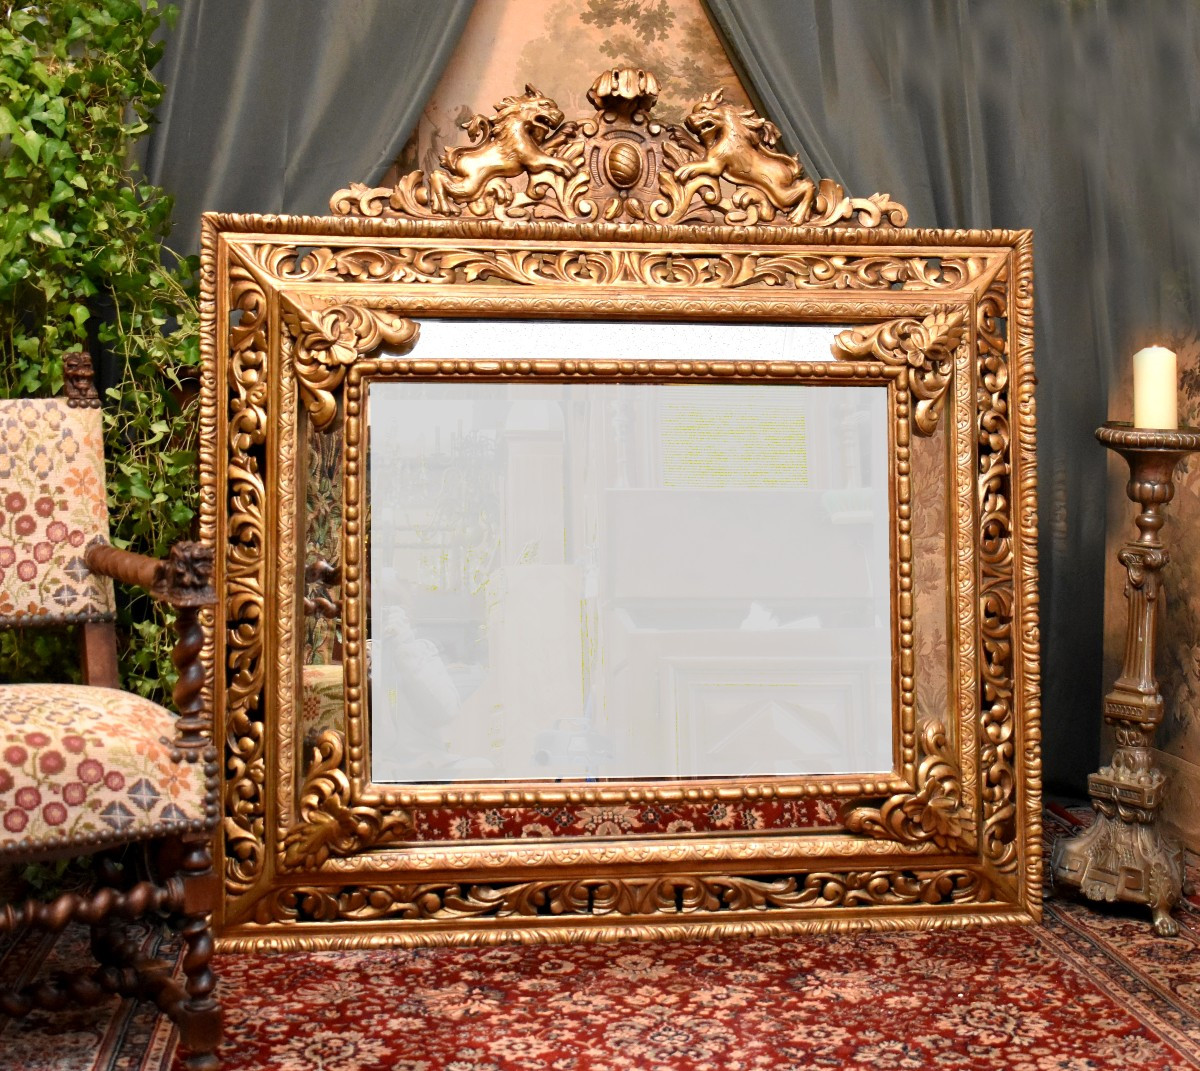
[201,216,1037,949]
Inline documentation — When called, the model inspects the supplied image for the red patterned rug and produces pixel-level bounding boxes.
[2,809,1199,1070]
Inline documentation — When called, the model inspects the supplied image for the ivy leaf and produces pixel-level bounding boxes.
[10,127,44,163]
[28,222,65,247]
[1,0,197,702]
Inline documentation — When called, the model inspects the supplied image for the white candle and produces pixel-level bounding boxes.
[1132,346,1178,429]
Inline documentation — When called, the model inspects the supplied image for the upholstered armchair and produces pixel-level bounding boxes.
[0,354,221,1069]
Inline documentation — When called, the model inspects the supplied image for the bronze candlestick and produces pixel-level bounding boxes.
[1052,421,1200,935]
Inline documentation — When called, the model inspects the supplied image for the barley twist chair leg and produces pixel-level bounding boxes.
[170,839,221,1070]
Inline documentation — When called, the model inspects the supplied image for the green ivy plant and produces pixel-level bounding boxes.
[0,0,198,697]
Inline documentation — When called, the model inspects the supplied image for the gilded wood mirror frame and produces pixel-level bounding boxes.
[200,69,1039,950]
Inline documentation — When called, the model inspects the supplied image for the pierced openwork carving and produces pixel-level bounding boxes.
[222,262,270,895]
[257,867,995,928]
[332,68,906,228]
[976,271,1020,873]
[249,243,987,294]
[202,68,1039,949]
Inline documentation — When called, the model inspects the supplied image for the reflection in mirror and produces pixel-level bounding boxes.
[366,322,895,784]
[910,421,952,736]
[301,421,346,750]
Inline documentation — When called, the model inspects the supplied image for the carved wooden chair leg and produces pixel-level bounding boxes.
[89,914,128,970]
[171,839,221,1070]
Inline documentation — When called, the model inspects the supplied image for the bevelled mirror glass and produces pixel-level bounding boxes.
[365,321,893,783]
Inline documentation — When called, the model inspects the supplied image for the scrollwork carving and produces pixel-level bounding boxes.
[842,723,974,852]
[280,731,413,871]
[833,309,966,435]
[330,68,906,229]
[976,272,1019,872]
[257,867,994,926]
[223,262,270,894]
[252,244,973,293]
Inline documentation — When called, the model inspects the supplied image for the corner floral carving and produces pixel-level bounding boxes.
[331,68,906,229]
[281,730,413,871]
[833,309,965,435]
[842,723,974,852]
[281,298,418,431]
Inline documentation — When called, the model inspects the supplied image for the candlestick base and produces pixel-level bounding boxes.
[1050,422,1200,936]
[1051,799,1184,937]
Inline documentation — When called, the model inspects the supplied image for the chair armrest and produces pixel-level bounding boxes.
[88,541,216,765]
[86,542,215,609]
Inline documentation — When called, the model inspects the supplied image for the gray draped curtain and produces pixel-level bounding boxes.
[704,0,1200,791]
[141,0,475,258]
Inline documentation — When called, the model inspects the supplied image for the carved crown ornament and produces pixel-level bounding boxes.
[331,68,908,228]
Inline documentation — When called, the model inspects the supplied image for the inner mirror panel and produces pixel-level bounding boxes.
[365,320,894,784]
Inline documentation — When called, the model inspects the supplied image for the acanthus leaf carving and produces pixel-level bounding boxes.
[257,867,995,926]
[281,298,418,431]
[245,242,992,294]
[976,271,1019,872]
[842,723,974,853]
[330,68,907,230]
[833,308,966,435]
[281,730,413,871]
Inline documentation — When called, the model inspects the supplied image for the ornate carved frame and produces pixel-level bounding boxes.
[201,70,1039,949]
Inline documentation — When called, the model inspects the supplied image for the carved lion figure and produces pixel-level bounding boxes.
[426,86,573,214]
[675,89,815,219]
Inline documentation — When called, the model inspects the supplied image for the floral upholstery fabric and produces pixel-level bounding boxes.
[0,684,203,857]
[301,663,345,741]
[0,399,114,622]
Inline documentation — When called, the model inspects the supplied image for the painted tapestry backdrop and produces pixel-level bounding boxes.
[1105,332,1200,854]
[386,0,750,183]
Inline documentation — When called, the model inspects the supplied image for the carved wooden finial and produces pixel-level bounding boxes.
[63,350,100,408]
[330,68,908,229]
[152,541,216,608]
